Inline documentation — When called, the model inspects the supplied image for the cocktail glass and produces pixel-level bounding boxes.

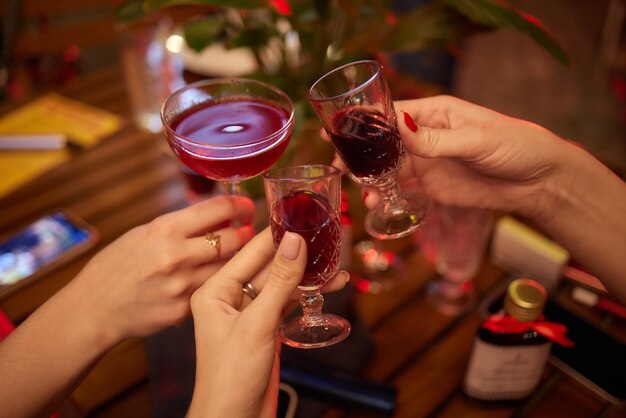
[264,165,351,348]
[308,60,431,239]
[161,78,294,195]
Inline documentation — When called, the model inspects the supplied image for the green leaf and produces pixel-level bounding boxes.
[444,0,569,65]
[114,0,148,21]
[115,0,268,21]
[340,17,389,55]
[311,0,332,19]
[143,0,267,10]
[183,15,225,51]
[338,2,394,56]
[383,4,461,52]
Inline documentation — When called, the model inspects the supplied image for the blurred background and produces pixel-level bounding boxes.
[451,0,625,176]
[1,0,624,173]
[1,1,624,417]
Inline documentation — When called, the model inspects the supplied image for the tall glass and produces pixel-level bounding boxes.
[161,78,294,195]
[308,60,431,239]
[427,205,494,316]
[117,14,184,134]
[264,165,351,348]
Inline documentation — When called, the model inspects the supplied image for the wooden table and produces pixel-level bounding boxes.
[0,66,185,417]
[319,232,626,418]
[0,67,624,418]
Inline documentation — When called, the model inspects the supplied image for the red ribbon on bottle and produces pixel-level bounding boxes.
[482,313,575,347]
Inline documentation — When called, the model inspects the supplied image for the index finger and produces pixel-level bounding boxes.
[162,195,256,237]
[395,95,500,129]
[210,227,277,287]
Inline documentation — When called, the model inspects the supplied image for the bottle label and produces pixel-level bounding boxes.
[463,337,551,400]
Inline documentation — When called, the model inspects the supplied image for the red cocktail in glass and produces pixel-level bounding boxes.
[162,78,294,195]
[309,60,431,239]
[270,189,341,288]
[264,165,351,349]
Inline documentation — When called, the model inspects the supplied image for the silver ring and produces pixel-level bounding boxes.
[242,282,259,300]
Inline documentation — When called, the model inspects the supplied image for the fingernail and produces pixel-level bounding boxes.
[403,111,418,132]
[279,231,301,260]
[363,191,369,202]
[342,271,351,283]
[238,225,255,243]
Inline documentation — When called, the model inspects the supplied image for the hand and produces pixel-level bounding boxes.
[69,195,256,346]
[0,195,258,418]
[188,228,349,418]
[356,95,626,301]
[355,95,572,221]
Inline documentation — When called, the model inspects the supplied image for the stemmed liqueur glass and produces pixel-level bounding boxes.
[264,165,351,348]
[161,78,294,195]
[308,60,431,239]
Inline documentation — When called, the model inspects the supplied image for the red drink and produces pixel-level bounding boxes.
[329,108,405,183]
[270,190,340,288]
[167,97,292,181]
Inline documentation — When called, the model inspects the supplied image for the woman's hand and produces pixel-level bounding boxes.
[70,194,256,346]
[188,228,348,418]
[361,95,571,221]
[0,195,258,418]
[354,95,626,301]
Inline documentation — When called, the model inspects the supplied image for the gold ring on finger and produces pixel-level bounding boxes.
[204,232,221,259]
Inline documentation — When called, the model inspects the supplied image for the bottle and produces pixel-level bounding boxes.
[463,278,554,401]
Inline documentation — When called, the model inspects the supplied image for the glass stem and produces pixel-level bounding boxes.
[224,181,242,196]
[300,290,326,327]
[377,180,406,210]
[440,277,471,300]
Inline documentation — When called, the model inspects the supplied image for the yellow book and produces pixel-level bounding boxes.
[0,93,122,198]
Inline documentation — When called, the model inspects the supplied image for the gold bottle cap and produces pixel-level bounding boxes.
[503,278,546,322]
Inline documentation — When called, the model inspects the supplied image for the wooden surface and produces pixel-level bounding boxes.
[0,67,625,418]
[321,246,626,418]
[0,66,185,417]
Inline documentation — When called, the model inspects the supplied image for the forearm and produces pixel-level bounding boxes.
[535,145,626,303]
[187,339,276,418]
[188,377,272,418]
[0,280,118,418]
[187,358,250,418]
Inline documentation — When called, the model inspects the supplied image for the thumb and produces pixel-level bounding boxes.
[247,231,306,328]
[399,111,476,160]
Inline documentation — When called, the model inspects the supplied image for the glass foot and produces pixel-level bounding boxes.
[426,277,476,317]
[352,240,405,294]
[280,315,351,349]
[365,192,432,240]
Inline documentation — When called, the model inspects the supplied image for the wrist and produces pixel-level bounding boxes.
[63,274,123,353]
[188,382,240,418]
[527,168,568,228]
[520,139,584,227]
[530,143,618,231]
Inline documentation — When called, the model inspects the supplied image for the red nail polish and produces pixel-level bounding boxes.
[363,191,369,202]
[403,111,418,132]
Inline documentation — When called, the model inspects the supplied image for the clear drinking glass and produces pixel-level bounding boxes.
[161,78,295,195]
[117,14,184,134]
[426,205,494,316]
[308,60,431,239]
[264,165,351,348]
